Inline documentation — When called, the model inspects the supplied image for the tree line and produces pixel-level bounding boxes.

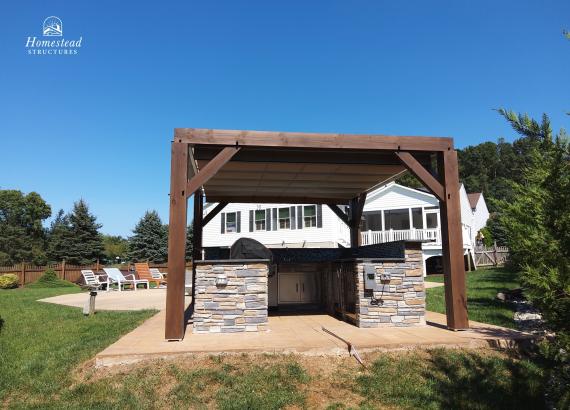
[0,195,193,266]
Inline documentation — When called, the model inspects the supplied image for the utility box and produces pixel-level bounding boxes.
[363,264,379,290]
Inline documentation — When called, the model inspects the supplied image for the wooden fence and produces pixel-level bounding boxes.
[474,243,510,267]
[0,261,193,286]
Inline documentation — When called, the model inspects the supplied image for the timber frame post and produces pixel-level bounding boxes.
[165,140,189,340]
[396,149,468,330]
[437,150,469,329]
[190,189,204,306]
[349,193,367,248]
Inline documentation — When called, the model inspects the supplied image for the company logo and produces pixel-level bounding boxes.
[43,16,63,36]
[25,16,83,55]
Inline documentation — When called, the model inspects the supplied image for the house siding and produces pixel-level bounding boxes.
[203,202,349,248]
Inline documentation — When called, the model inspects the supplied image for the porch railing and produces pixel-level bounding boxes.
[360,228,441,245]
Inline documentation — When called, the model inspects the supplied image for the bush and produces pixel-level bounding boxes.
[26,269,77,288]
[0,274,19,289]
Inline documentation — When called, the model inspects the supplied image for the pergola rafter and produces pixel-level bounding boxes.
[165,128,469,340]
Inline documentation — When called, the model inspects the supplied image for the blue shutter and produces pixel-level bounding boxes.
[297,206,303,229]
[249,210,254,232]
[317,204,323,228]
[236,211,241,233]
[221,213,225,234]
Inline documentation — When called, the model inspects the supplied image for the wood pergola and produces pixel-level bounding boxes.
[165,128,469,340]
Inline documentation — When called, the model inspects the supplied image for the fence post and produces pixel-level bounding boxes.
[493,241,498,267]
[62,259,66,281]
[96,258,100,273]
[21,262,26,285]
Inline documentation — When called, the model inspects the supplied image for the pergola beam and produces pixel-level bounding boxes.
[205,195,350,205]
[176,128,453,151]
[395,151,445,201]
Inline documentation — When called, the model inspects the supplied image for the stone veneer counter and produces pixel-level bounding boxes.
[193,260,269,333]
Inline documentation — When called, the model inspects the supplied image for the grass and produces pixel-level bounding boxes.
[426,268,520,328]
[0,267,546,409]
[1,349,544,409]
[0,283,156,407]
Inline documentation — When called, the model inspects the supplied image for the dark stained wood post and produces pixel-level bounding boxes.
[190,190,204,305]
[438,150,469,330]
[165,140,189,340]
[349,193,367,248]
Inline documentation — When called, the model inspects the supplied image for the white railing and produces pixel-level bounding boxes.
[361,228,441,245]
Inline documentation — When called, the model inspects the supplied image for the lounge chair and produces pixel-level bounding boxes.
[149,267,166,281]
[135,263,167,288]
[81,269,107,290]
[103,268,149,291]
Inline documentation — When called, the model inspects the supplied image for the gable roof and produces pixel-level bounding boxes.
[467,193,481,209]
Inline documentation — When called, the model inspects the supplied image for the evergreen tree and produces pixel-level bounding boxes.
[128,211,168,263]
[0,190,51,265]
[495,111,569,408]
[64,200,105,265]
[47,209,73,262]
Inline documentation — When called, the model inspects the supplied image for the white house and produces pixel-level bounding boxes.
[202,182,489,274]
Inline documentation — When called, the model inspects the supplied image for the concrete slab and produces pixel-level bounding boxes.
[38,289,191,311]
[95,310,535,367]
[424,281,445,289]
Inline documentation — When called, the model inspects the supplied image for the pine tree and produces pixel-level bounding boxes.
[128,211,168,263]
[47,209,73,262]
[64,200,105,265]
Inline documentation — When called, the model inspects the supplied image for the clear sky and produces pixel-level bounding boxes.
[1,1,569,237]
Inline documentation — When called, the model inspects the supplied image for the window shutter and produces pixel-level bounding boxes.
[297,206,302,229]
[236,211,241,233]
[221,213,225,234]
[317,204,323,228]
[266,208,271,230]
[249,210,254,232]
[290,206,296,230]
[272,208,278,230]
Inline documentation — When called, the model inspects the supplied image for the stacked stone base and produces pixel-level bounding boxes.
[356,243,426,327]
[193,261,269,333]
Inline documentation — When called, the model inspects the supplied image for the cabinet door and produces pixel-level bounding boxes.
[278,273,300,303]
[300,273,319,303]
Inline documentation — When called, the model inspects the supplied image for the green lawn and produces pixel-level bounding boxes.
[0,284,156,407]
[0,270,547,409]
[426,268,520,328]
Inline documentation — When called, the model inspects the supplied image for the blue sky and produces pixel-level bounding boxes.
[1,1,569,236]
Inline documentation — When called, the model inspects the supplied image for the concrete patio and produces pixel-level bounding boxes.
[39,289,191,311]
[38,288,534,367]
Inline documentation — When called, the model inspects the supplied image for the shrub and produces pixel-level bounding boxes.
[26,269,77,288]
[0,274,19,289]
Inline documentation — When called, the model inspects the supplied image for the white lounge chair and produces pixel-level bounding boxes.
[103,268,149,292]
[149,268,165,280]
[81,269,107,290]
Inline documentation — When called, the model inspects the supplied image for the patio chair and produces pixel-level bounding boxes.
[135,263,167,289]
[185,269,193,296]
[149,267,166,281]
[81,269,107,290]
[103,267,149,292]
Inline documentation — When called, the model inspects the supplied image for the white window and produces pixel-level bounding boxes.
[278,207,291,229]
[255,210,266,231]
[226,212,237,233]
[303,205,317,228]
